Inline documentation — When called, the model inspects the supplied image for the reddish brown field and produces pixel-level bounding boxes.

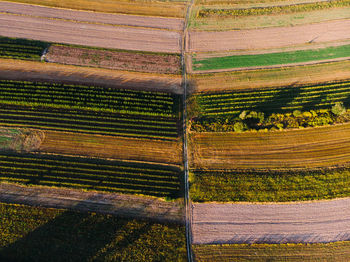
[189,123,350,170]
[46,45,181,74]
[39,131,183,166]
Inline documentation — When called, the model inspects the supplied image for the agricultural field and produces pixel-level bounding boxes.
[46,44,181,74]
[193,44,350,71]
[0,59,182,94]
[192,242,350,261]
[190,0,350,30]
[189,122,350,170]
[0,202,187,261]
[0,79,181,140]
[5,0,188,18]
[190,168,350,202]
[39,131,183,165]
[0,152,182,198]
[190,60,350,93]
[0,37,48,61]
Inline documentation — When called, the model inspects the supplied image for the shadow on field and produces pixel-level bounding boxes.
[0,198,152,262]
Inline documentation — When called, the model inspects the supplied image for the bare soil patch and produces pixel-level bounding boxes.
[39,131,183,166]
[192,199,350,244]
[0,59,183,94]
[0,13,181,53]
[0,182,184,223]
[189,19,350,52]
[189,123,350,170]
[46,45,181,74]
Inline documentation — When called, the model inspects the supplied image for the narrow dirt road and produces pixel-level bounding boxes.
[0,13,181,53]
[192,199,350,244]
[189,19,350,52]
[0,183,184,223]
[0,1,184,30]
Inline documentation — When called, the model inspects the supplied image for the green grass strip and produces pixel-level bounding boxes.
[193,44,350,71]
[190,169,350,202]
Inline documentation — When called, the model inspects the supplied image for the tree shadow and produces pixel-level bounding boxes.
[0,198,153,262]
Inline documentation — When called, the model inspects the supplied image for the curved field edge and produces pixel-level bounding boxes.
[192,44,350,71]
[0,202,187,261]
[189,169,350,202]
[189,60,350,93]
[192,242,350,261]
[1,0,187,18]
[188,122,350,170]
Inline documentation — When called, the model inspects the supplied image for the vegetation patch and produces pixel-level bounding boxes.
[0,37,49,61]
[190,168,350,202]
[193,242,350,261]
[0,79,181,140]
[191,79,350,132]
[0,202,187,261]
[0,152,182,198]
[193,44,350,71]
[198,0,350,18]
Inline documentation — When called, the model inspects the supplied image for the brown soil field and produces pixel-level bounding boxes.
[193,242,350,262]
[189,60,350,93]
[0,1,184,30]
[0,183,184,223]
[192,199,350,244]
[0,13,181,53]
[189,123,350,170]
[46,45,181,74]
[0,59,183,94]
[188,19,350,52]
[39,131,183,166]
[4,0,187,18]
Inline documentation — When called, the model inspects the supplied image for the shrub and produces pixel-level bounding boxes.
[332,102,346,116]
[234,121,248,132]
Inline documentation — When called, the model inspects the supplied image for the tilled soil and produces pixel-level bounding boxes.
[46,45,181,74]
[192,199,350,244]
[189,19,350,52]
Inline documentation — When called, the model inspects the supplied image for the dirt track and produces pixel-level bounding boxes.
[192,199,350,244]
[0,13,181,53]
[0,183,184,223]
[0,1,183,30]
[189,19,350,52]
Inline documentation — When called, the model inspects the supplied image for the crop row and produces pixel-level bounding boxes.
[0,80,178,116]
[197,80,350,115]
[0,105,179,140]
[0,153,182,198]
[0,37,49,60]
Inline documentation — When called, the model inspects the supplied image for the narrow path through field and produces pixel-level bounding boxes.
[0,183,184,223]
[192,199,350,244]
[189,19,350,52]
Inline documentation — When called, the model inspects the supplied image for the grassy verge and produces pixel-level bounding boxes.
[0,202,187,261]
[0,152,182,199]
[5,0,187,18]
[193,44,350,71]
[192,242,350,261]
[190,169,350,202]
